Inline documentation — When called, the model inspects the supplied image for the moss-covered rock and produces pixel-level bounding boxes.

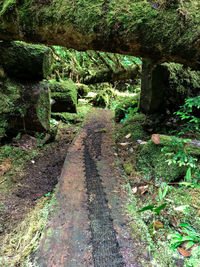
[138,141,187,182]
[114,94,140,122]
[92,92,108,108]
[76,83,89,98]
[49,79,77,113]
[0,76,19,138]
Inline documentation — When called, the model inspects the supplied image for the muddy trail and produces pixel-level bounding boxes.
[34,110,147,267]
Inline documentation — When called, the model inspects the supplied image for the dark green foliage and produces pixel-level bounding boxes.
[175,95,200,134]
[92,93,108,108]
[138,141,187,182]
[114,94,140,122]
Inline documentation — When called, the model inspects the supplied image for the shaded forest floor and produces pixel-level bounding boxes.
[0,96,199,266]
[0,102,91,266]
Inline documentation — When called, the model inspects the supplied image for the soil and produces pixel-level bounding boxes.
[0,126,77,242]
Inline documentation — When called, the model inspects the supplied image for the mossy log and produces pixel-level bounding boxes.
[49,79,77,113]
[0,1,199,69]
[0,41,53,80]
[82,65,140,84]
[0,77,51,139]
[140,59,200,114]
[151,134,200,155]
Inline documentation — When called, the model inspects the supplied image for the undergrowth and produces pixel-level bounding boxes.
[0,195,54,266]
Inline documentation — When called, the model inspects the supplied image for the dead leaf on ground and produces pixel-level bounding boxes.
[138,185,148,195]
[197,210,200,216]
[119,142,131,146]
[0,159,12,178]
[125,133,131,139]
[139,141,147,145]
[132,187,137,194]
[154,221,163,230]
[177,247,191,258]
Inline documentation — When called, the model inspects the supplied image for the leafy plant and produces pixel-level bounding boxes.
[162,136,199,184]
[138,184,168,235]
[170,223,200,250]
[174,96,200,134]
[120,105,139,123]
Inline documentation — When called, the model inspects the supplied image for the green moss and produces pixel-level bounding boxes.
[76,83,89,98]
[123,160,135,175]
[0,0,16,16]
[49,79,77,113]
[92,92,108,108]
[117,113,147,142]
[138,141,187,182]
[0,41,53,80]
[0,77,20,139]
[51,112,82,124]
[163,62,200,95]
[114,94,140,122]
[36,84,51,131]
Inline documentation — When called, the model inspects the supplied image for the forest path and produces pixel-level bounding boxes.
[34,109,143,267]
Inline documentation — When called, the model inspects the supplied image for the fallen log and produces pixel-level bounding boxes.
[49,79,77,113]
[0,77,51,140]
[151,134,200,156]
[0,1,199,69]
[82,65,140,84]
[0,41,53,80]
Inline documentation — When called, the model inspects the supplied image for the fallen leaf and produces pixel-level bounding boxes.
[140,141,147,145]
[139,185,148,195]
[119,142,131,146]
[132,187,137,194]
[177,247,191,258]
[154,221,163,230]
[125,133,131,139]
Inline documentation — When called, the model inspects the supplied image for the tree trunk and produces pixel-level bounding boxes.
[140,59,200,114]
[82,65,140,84]
[0,1,199,69]
[151,134,200,156]
[0,41,54,80]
